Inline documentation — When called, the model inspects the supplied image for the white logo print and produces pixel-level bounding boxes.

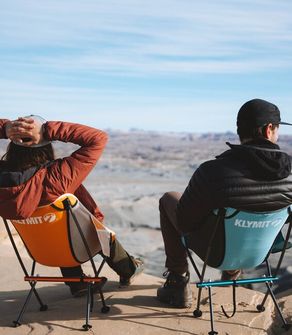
[14,213,57,225]
[43,213,57,223]
[234,218,283,228]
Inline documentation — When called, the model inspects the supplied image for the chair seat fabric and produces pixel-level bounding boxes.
[10,193,115,267]
[217,207,290,270]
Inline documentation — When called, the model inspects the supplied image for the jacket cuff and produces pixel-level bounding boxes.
[42,122,49,141]
[0,119,10,139]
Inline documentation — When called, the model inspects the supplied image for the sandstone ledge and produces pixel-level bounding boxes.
[0,223,291,334]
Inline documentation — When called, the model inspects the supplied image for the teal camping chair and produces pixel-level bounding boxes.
[182,206,292,335]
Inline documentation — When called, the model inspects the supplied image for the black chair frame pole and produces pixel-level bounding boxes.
[3,219,48,327]
[64,198,110,330]
[208,286,218,335]
[185,208,226,321]
[184,207,292,334]
[256,213,292,330]
[3,196,111,331]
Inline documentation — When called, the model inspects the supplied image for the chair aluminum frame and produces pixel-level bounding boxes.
[182,207,292,335]
[3,197,112,331]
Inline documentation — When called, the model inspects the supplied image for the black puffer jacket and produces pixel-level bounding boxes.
[177,138,292,233]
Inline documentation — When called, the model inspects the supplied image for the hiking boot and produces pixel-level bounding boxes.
[157,271,192,308]
[119,257,144,287]
[69,277,107,298]
[221,269,242,281]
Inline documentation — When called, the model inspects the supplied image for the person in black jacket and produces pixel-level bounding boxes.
[157,98,292,308]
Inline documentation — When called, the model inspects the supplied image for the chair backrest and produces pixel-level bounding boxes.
[217,206,291,270]
[10,194,113,267]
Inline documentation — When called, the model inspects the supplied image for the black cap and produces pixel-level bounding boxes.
[237,99,292,129]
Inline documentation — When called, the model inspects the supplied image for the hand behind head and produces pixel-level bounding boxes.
[6,116,44,146]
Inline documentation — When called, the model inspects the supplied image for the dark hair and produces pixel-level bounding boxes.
[1,142,55,171]
[237,124,278,143]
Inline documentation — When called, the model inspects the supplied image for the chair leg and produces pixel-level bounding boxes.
[82,284,93,331]
[208,286,218,335]
[13,282,37,327]
[257,290,269,312]
[193,286,203,317]
[265,283,291,330]
[256,260,275,312]
[30,284,48,312]
[99,289,110,313]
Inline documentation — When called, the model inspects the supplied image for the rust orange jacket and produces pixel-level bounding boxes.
[0,119,108,220]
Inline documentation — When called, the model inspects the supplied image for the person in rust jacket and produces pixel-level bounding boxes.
[0,115,143,297]
[157,99,292,308]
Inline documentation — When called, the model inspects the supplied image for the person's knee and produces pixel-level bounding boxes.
[159,192,175,211]
[160,191,181,208]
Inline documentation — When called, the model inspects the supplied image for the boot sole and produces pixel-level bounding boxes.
[157,295,192,308]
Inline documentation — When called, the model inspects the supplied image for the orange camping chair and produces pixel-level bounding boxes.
[3,193,115,331]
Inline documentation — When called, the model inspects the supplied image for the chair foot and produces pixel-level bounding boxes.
[13,321,21,328]
[40,304,48,311]
[256,304,265,312]
[101,305,110,313]
[82,324,92,331]
[208,331,218,335]
[193,309,202,318]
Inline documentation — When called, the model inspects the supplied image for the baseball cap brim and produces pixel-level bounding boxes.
[279,121,292,126]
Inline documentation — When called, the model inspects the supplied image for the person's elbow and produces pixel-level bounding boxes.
[101,130,108,142]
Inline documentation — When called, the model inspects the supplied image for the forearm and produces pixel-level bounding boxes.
[44,121,108,164]
[44,121,107,146]
[44,121,108,195]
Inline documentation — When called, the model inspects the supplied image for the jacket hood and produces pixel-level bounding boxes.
[0,164,47,219]
[0,165,38,187]
[218,139,291,180]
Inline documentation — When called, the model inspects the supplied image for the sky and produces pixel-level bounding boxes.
[1,0,292,134]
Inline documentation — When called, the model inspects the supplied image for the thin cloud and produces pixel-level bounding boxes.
[1,0,292,132]
[1,0,292,75]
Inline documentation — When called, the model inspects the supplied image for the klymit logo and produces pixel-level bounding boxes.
[14,213,57,225]
[43,213,57,223]
[234,219,283,229]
